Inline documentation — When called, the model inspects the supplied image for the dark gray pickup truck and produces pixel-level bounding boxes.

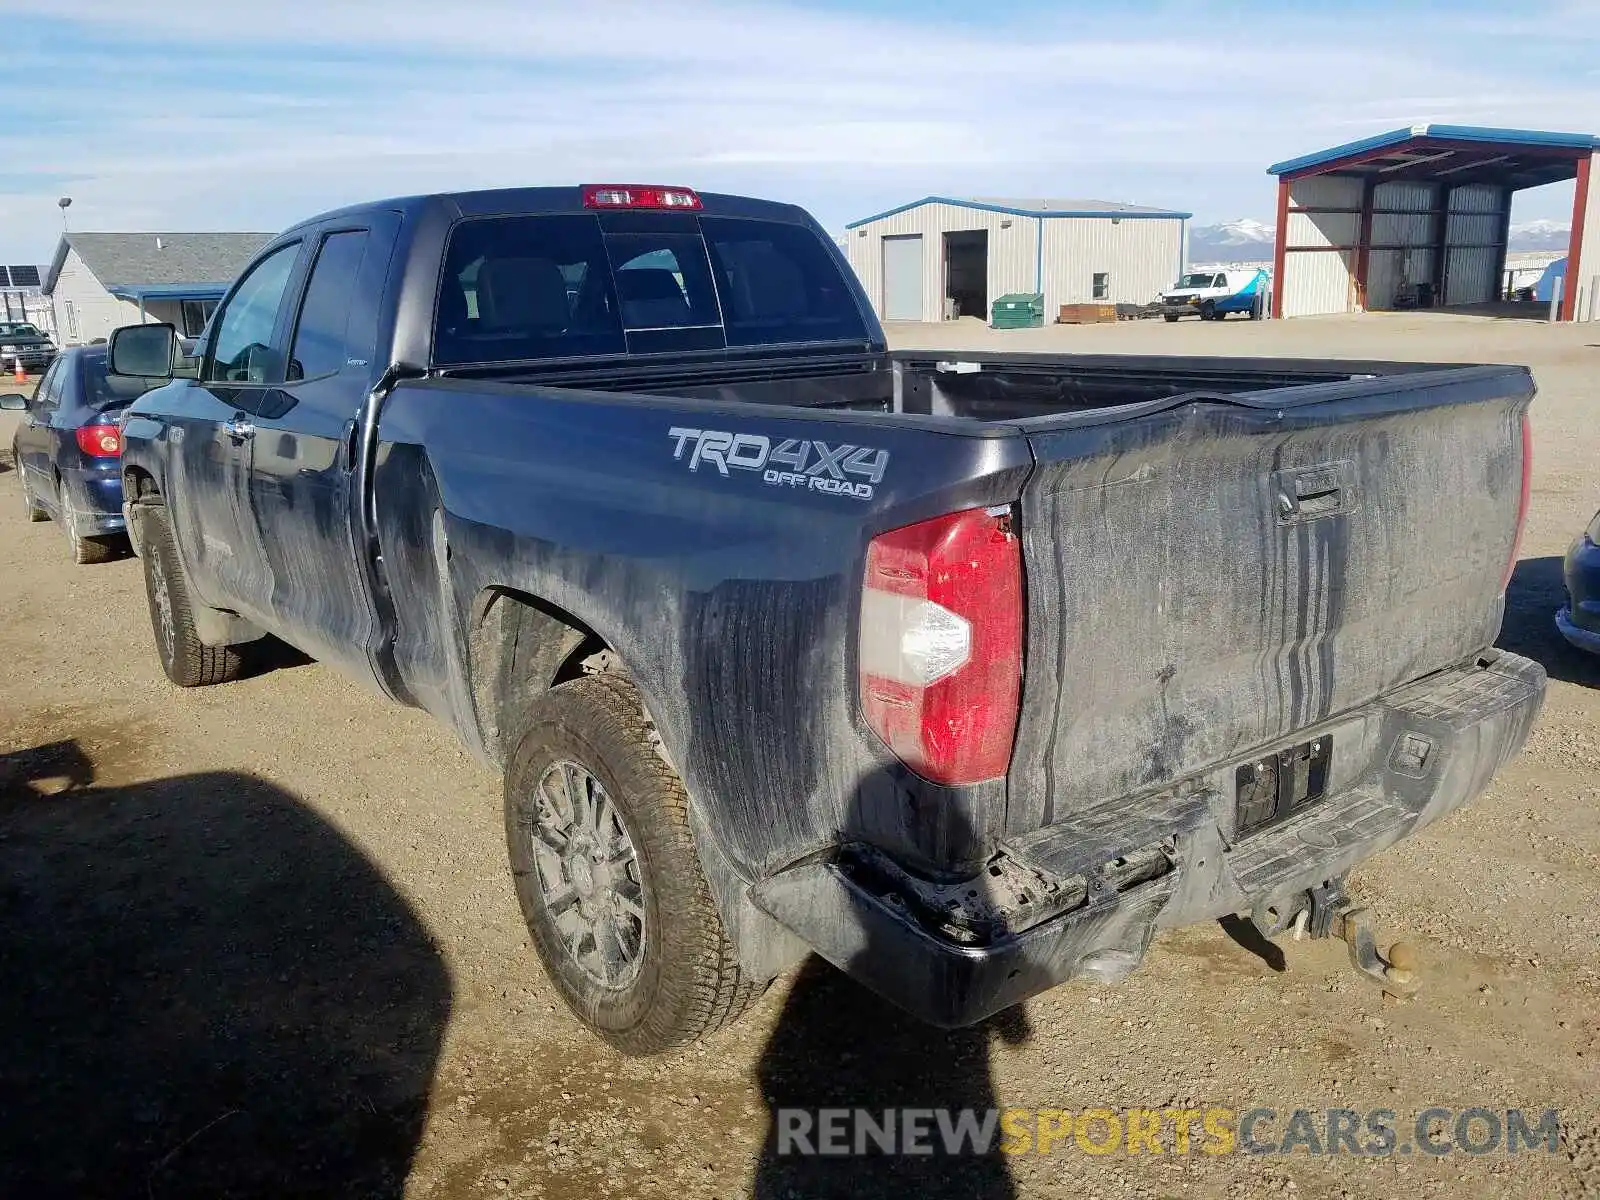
[108,183,1544,1053]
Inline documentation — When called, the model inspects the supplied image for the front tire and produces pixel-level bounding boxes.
[137,502,243,686]
[504,674,763,1055]
[1200,300,1218,321]
[19,468,47,522]
[1163,314,1180,323]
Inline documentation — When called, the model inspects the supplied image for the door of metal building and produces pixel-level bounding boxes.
[881,234,924,322]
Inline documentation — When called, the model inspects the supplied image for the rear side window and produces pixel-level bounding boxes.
[433,212,867,365]
[288,230,371,381]
[700,217,868,347]
[31,358,63,412]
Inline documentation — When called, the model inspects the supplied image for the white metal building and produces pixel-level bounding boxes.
[843,197,1189,324]
[1267,124,1600,320]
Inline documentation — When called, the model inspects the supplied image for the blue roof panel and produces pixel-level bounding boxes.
[106,282,231,302]
[1268,124,1600,176]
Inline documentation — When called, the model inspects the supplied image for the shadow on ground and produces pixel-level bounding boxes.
[1218,913,1287,972]
[1498,555,1599,687]
[753,958,1030,1199]
[0,739,450,1198]
[751,788,1029,1199]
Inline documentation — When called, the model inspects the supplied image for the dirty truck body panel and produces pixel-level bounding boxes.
[117,186,1543,1029]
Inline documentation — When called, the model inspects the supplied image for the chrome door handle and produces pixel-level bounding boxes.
[223,416,255,443]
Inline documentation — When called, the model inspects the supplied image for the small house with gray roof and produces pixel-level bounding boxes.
[44,231,273,346]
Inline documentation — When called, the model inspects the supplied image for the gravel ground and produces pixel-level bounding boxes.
[0,312,1596,1199]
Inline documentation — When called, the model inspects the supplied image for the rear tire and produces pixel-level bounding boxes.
[62,492,117,565]
[504,673,763,1055]
[138,503,244,686]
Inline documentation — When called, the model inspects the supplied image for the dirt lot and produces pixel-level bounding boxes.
[1,313,1597,1199]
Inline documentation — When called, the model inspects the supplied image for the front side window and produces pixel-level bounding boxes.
[205,242,300,384]
[288,230,371,381]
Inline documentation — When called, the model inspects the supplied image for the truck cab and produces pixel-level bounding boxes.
[1158,268,1269,321]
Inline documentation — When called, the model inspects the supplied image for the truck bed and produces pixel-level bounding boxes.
[446,346,1493,425]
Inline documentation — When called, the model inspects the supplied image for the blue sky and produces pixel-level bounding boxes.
[1,0,1596,262]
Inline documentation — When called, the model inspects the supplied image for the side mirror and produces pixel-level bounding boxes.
[0,392,26,411]
[109,323,177,379]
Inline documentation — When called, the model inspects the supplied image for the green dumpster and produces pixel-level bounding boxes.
[990,292,1044,329]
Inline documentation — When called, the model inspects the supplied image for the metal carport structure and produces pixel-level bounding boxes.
[1267,124,1600,320]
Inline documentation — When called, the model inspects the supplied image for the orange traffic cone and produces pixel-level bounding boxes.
[11,358,23,385]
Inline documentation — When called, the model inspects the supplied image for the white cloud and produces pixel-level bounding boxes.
[3,0,1596,260]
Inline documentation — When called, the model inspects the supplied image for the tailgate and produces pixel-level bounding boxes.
[1005,366,1533,832]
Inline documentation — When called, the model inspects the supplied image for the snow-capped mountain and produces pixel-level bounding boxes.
[1188,216,1573,263]
[1188,219,1275,264]
[1506,219,1570,251]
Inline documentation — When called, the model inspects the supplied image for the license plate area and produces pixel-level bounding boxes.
[1234,736,1331,837]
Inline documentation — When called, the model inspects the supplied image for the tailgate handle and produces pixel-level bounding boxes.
[1275,463,1353,523]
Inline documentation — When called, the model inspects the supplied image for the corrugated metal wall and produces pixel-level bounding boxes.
[1367,248,1435,310]
[1450,184,1502,214]
[1366,182,1438,309]
[845,203,1037,322]
[1287,211,1359,248]
[1288,176,1362,209]
[1443,185,1507,306]
[1282,178,1359,316]
[1038,217,1181,314]
[1281,250,1354,317]
[1373,181,1434,212]
[845,201,1183,322]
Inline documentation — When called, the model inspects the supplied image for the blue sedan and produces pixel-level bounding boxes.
[3,346,165,564]
[1558,508,1600,656]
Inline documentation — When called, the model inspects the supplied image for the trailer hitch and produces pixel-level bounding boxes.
[1253,878,1420,1000]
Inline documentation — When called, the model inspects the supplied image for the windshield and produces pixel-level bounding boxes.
[0,323,43,338]
[82,353,163,410]
[433,212,868,366]
[1176,274,1220,289]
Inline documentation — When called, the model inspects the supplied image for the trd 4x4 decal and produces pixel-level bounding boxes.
[668,427,888,500]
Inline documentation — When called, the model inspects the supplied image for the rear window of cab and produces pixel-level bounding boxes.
[432,212,867,365]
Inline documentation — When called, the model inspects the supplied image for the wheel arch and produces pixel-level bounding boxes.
[468,585,619,766]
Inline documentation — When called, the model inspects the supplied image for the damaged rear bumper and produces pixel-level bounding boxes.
[752,650,1545,1027]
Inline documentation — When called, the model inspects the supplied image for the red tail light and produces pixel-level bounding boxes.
[1503,411,1532,590]
[582,184,702,211]
[76,424,122,458]
[859,506,1023,785]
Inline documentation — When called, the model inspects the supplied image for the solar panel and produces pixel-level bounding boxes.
[5,265,41,288]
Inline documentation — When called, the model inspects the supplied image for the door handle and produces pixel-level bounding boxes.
[223,416,255,443]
